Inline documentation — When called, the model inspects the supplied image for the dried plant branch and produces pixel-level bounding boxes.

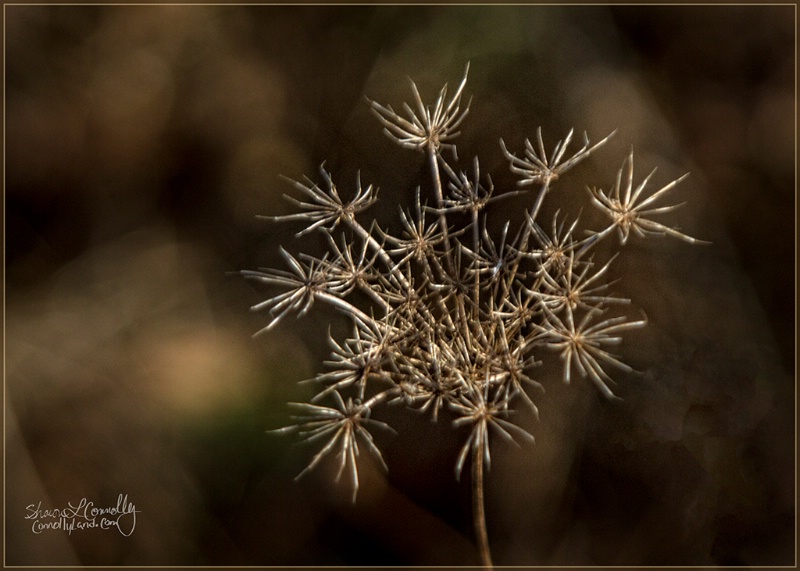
[245,63,705,567]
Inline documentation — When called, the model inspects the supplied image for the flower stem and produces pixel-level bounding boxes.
[472,449,493,568]
[427,144,454,274]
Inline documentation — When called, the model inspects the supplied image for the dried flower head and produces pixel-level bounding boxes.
[369,63,471,157]
[588,150,706,245]
[245,63,705,567]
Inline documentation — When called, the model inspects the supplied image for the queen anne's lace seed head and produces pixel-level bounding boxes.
[245,63,706,565]
[587,150,705,245]
[369,63,471,158]
[267,166,378,236]
[501,128,617,188]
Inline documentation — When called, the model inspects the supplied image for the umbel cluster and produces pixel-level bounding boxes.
[243,63,702,566]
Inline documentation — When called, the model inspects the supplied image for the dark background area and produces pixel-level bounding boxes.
[4,5,794,567]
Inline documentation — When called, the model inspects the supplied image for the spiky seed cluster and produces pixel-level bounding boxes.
[370,62,471,157]
[247,65,702,502]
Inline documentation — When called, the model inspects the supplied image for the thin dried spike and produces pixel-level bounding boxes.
[567,348,593,384]
[401,101,424,131]
[480,423,491,469]
[295,428,344,480]
[574,304,605,332]
[623,150,635,205]
[335,428,354,482]
[311,377,361,403]
[407,78,428,127]
[262,290,301,315]
[553,209,565,237]
[637,202,688,216]
[594,129,617,150]
[536,127,548,166]
[297,219,330,237]
[578,352,618,399]
[299,422,342,444]
[329,389,346,412]
[444,62,470,118]
[485,418,518,446]
[455,436,472,481]
[493,416,535,444]
[551,128,574,167]
[251,315,285,337]
[317,168,337,199]
[557,129,609,174]
[290,400,345,418]
[630,166,658,206]
[636,172,690,210]
[279,175,321,201]
[431,83,448,127]
[562,348,575,384]
[359,427,390,472]
[584,316,646,337]
[579,254,618,290]
[588,344,635,374]
[638,219,709,244]
[372,101,417,135]
[661,225,709,245]
[383,117,419,142]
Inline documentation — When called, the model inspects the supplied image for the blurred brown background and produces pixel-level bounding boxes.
[4,5,794,567]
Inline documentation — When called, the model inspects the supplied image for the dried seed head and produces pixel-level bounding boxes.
[250,64,703,514]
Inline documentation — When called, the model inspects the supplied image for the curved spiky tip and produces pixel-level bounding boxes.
[366,63,472,155]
